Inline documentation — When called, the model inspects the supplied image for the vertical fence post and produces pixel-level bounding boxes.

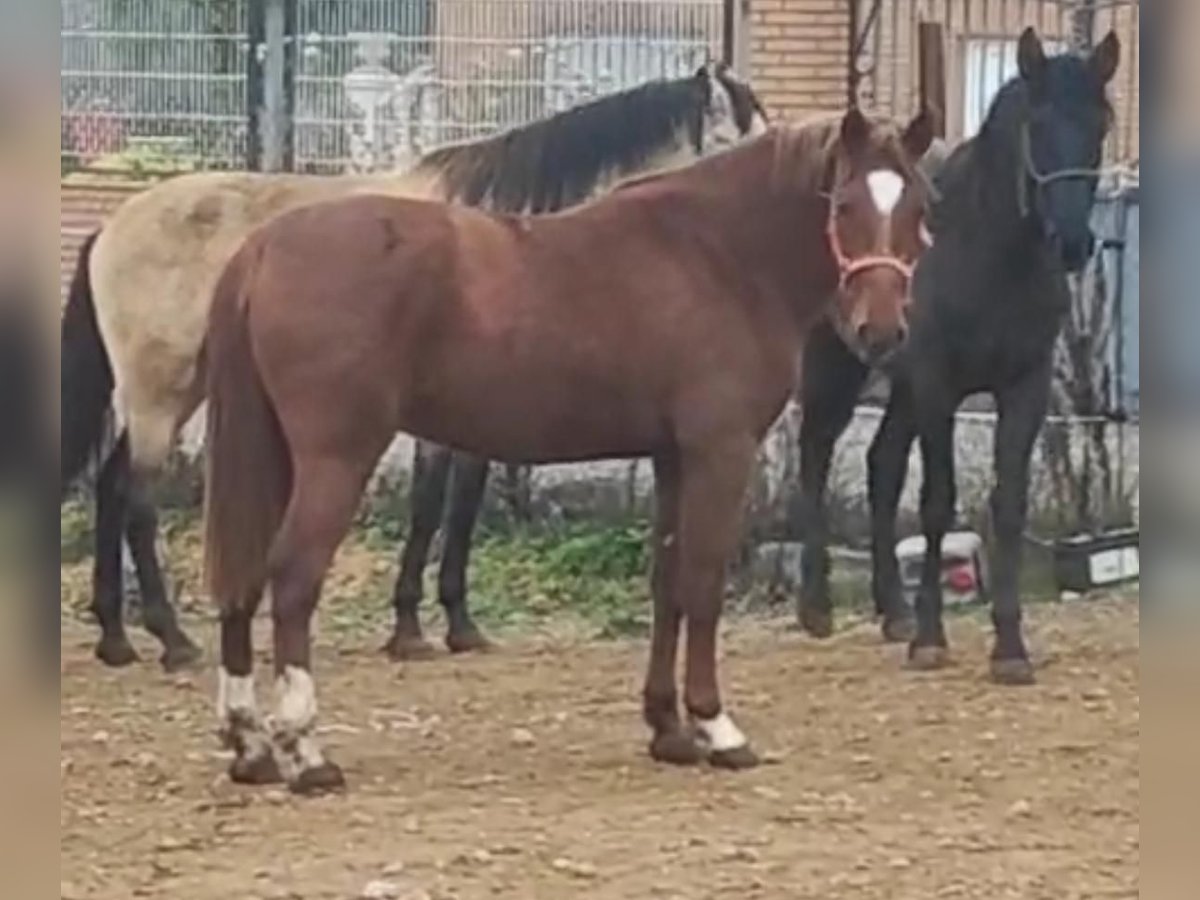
[261,0,288,171]
[728,0,752,74]
[246,0,265,170]
[1071,0,1098,52]
[918,21,946,138]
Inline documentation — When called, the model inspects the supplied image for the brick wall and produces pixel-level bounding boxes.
[59,179,145,304]
[748,0,850,122]
[747,0,1138,162]
[857,0,1139,160]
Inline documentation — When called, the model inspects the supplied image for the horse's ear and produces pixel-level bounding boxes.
[1016,27,1047,83]
[840,107,871,156]
[1088,30,1121,85]
[901,108,935,161]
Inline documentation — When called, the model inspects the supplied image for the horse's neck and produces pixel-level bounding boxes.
[663,144,830,322]
[949,136,1033,246]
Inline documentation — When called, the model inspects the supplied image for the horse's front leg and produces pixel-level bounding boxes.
[675,436,759,770]
[908,397,957,670]
[796,327,870,638]
[987,363,1051,685]
[866,379,918,643]
[644,450,701,764]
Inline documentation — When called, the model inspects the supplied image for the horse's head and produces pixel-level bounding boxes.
[1014,27,1120,272]
[694,61,770,152]
[824,106,935,365]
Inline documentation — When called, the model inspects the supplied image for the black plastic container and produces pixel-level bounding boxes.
[1052,527,1140,593]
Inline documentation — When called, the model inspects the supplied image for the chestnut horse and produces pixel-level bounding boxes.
[203,107,934,793]
[59,64,766,671]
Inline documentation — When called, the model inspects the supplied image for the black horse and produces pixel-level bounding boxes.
[796,28,1121,684]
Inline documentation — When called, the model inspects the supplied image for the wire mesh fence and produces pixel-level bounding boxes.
[293,0,725,173]
[61,0,724,176]
[61,0,251,174]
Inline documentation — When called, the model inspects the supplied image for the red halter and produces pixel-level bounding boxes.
[825,214,917,291]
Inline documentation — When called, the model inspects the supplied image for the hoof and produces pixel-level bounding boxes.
[798,606,834,640]
[989,657,1036,686]
[907,644,950,671]
[445,628,494,655]
[881,615,917,644]
[709,745,760,771]
[160,637,203,673]
[649,730,706,766]
[288,761,346,796]
[383,633,439,662]
[95,635,139,668]
[229,752,283,786]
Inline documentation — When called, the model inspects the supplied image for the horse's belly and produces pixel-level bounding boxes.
[399,367,666,465]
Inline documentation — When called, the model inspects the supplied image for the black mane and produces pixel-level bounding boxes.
[419,76,712,214]
[931,54,1112,236]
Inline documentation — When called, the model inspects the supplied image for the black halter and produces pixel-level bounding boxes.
[1016,121,1104,219]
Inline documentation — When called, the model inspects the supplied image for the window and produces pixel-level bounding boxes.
[962,36,1064,138]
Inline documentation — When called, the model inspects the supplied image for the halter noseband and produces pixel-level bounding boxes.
[1016,121,1104,219]
[824,200,917,291]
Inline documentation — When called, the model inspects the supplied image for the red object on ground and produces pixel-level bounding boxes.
[946,563,976,593]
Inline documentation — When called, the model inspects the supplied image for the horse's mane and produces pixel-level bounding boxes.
[772,112,927,193]
[606,111,924,203]
[415,76,708,214]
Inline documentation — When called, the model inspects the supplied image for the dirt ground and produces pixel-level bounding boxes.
[61,596,1138,900]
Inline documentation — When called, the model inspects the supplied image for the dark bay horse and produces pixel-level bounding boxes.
[58,63,767,671]
[203,107,934,793]
[796,29,1121,684]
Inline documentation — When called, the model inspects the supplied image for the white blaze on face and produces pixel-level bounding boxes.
[694,711,748,753]
[866,169,905,217]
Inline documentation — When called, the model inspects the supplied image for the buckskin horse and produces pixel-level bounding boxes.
[795,28,1120,684]
[202,106,935,793]
[58,63,768,671]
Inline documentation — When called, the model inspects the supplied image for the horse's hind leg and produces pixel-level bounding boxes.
[218,585,280,785]
[385,439,451,660]
[269,453,379,794]
[91,440,137,667]
[866,382,919,643]
[125,462,202,671]
[439,452,492,654]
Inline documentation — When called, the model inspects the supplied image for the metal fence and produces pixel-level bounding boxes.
[61,0,725,175]
[61,0,251,173]
[852,0,1140,162]
[293,0,725,172]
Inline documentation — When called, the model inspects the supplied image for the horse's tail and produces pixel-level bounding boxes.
[60,230,114,493]
[203,245,292,612]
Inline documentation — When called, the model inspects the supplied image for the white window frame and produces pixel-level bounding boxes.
[962,35,1065,138]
